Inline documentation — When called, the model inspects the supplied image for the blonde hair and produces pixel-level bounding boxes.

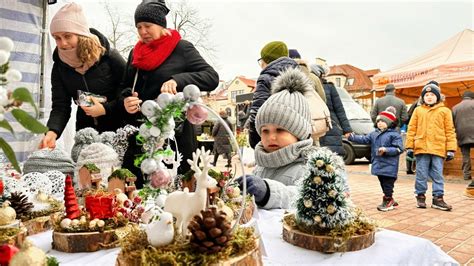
[76,35,105,66]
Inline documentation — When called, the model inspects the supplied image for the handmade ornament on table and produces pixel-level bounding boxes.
[76,143,119,186]
[9,240,46,266]
[144,208,174,247]
[164,147,214,236]
[6,192,33,219]
[107,169,137,199]
[22,149,75,176]
[0,201,16,226]
[112,125,138,164]
[63,175,80,220]
[78,163,102,190]
[84,191,116,220]
[282,147,376,253]
[0,244,19,266]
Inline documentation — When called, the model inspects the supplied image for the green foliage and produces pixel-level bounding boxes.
[11,109,48,133]
[0,137,20,172]
[83,163,100,173]
[108,168,137,181]
[137,185,162,200]
[12,87,38,115]
[47,256,59,266]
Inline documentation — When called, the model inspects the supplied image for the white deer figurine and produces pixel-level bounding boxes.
[164,147,213,236]
[167,150,182,178]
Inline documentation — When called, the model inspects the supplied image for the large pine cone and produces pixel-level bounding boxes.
[8,192,34,218]
[188,206,232,254]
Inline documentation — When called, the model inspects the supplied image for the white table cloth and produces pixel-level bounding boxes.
[26,209,458,265]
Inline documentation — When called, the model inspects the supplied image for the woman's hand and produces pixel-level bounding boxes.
[161,79,177,94]
[81,97,106,117]
[39,131,57,149]
[124,91,142,114]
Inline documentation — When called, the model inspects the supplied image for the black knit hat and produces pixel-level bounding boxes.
[134,0,170,28]
[421,83,441,103]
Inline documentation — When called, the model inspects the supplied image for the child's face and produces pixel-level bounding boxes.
[377,120,388,130]
[423,91,438,105]
[261,124,298,152]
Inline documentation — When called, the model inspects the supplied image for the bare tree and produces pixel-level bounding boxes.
[168,0,218,66]
[101,0,136,58]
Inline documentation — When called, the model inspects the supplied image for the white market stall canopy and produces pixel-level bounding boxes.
[372,29,474,107]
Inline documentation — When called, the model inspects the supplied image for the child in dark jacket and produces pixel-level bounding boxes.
[349,107,404,211]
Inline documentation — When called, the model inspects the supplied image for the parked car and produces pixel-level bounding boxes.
[335,87,373,164]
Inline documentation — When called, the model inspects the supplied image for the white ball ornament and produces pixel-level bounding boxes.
[0,37,14,52]
[71,219,80,227]
[174,92,184,102]
[183,84,201,101]
[139,124,151,138]
[156,93,174,108]
[141,100,160,118]
[141,158,158,174]
[97,220,105,227]
[0,50,10,65]
[304,199,313,208]
[60,218,72,229]
[149,126,161,137]
[5,69,22,82]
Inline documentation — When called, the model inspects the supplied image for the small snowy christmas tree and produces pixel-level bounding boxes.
[295,147,354,231]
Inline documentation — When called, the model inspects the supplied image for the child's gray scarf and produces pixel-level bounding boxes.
[254,139,313,168]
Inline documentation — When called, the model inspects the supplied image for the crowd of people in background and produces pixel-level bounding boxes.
[40,1,473,215]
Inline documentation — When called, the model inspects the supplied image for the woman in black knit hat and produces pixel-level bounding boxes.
[120,0,219,188]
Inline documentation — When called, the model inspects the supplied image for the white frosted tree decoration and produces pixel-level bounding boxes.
[295,147,354,231]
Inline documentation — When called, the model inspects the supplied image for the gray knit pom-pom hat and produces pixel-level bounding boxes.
[23,149,75,175]
[256,67,312,140]
[71,127,100,162]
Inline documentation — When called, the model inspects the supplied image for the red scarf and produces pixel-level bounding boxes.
[132,29,181,71]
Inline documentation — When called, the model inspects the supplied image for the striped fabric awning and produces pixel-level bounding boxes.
[0,0,45,162]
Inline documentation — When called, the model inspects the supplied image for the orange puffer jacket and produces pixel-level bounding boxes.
[405,102,457,158]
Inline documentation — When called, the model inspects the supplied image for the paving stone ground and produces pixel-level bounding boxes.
[215,154,473,265]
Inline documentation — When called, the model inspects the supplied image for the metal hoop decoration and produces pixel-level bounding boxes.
[189,102,247,231]
[135,84,247,232]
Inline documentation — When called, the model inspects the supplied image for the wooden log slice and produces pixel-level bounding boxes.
[0,226,27,247]
[282,220,375,253]
[23,216,52,236]
[115,239,262,266]
[52,229,118,253]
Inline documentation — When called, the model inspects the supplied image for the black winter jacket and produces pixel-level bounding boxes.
[248,57,298,148]
[119,40,219,187]
[319,81,352,156]
[46,28,126,137]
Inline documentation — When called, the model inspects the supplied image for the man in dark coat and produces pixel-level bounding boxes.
[212,110,233,167]
[247,41,298,148]
[370,84,408,131]
[452,90,474,182]
[319,78,352,156]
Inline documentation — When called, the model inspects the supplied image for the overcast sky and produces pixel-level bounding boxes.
[53,0,473,81]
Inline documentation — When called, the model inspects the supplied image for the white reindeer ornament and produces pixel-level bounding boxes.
[164,147,213,236]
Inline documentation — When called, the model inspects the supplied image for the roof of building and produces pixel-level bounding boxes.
[328,64,374,92]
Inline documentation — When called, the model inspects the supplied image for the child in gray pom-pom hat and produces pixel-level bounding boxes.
[237,68,349,209]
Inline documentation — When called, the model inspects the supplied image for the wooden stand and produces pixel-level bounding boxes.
[52,229,118,253]
[0,222,27,247]
[115,238,262,266]
[282,220,375,253]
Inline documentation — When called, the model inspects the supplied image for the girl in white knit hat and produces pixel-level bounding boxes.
[40,2,126,149]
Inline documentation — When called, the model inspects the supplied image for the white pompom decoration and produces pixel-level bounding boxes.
[0,37,14,52]
[5,69,22,82]
[141,100,160,118]
[174,92,184,102]
[141,158,158,174]
[139,124,151,138]
[149,126,161,137]
[156,93,174,108]
[0,50,10,65]
[183,84,201,102]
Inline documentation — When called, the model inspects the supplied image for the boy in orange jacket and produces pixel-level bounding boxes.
[406,83,457,211]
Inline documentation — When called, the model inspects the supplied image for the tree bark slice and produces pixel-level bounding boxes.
[282,220,375,253]
[52,229,118,253]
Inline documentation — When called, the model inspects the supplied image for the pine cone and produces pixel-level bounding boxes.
[8,192,34,218]
[188,206,232,254]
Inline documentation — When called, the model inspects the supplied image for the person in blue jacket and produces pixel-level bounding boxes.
[349,106,404,211]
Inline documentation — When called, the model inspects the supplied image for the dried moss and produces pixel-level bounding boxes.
[83,163,100,173]
[284,208,377,241]
[108,168,136,182]
[0,227,20,242]
[119,226,257,265]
